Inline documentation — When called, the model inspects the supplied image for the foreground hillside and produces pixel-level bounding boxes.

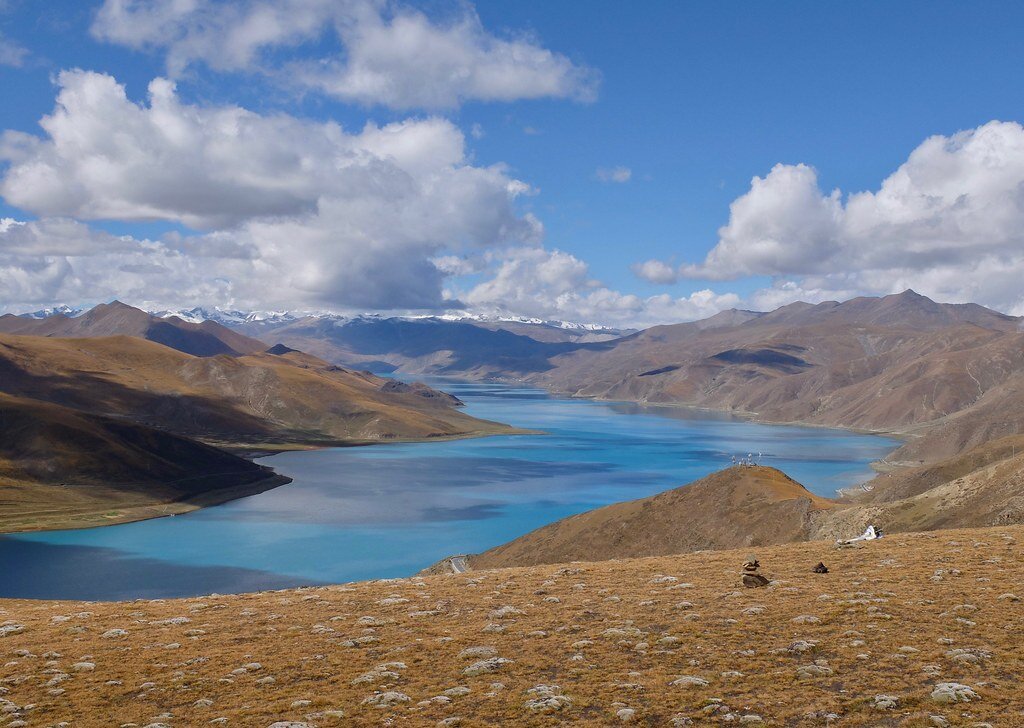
[1,525,1021,726]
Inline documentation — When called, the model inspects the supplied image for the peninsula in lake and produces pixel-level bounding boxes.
[0,302,514,531]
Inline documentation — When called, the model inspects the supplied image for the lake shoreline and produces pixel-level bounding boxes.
[0,424,538,535]
[0,381,895,600]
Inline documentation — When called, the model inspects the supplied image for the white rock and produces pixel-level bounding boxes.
[872,695,900,709]
[796,664,833,678]
[931,682,979,704]
[362,691,411,708]
[523,685,572,713]
[669,675,709,688]
[463,657,513,676]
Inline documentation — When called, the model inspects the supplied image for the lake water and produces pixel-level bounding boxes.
[0,381,897,600]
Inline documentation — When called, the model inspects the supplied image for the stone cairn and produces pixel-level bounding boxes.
[742,556,770,588]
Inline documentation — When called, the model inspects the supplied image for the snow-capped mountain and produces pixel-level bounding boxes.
[150,307,630,335]
[431,312,628,333]
[19,305,84,319]
[154,307,300,326]
[12,302,630,337]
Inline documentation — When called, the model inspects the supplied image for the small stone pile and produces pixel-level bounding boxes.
[742,557,770,588]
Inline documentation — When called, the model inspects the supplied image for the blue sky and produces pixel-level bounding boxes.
[2,1,1024,324]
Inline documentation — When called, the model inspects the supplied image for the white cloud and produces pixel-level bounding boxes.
[678,121,1024,315]
[0,219,237,309]
[462,246,739,328]
[631,258,678,284]
[595,166,631,183]
[0,32,28,66]
[0,70,540,311]
[432,254,483,276]
[91,0,598,110]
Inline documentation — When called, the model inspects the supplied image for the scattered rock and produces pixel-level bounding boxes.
[930,682,979,704]
[669,675,709,688]
[463,657,513,676]
[872,695,900,709]
[523,685,572,713]
[362,691,412,708]
[796,664,833,678]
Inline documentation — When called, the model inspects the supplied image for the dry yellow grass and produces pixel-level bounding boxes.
[2,525,1022,726]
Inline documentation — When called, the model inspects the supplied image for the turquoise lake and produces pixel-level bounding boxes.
[0,381,898,600]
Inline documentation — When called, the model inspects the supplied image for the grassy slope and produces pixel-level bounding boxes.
[471,466,832,569]
[0,524,1021,725]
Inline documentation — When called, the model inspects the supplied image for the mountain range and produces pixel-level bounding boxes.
[174,289,1024,471]
[0,301,266,358]
[5,290,1024,542]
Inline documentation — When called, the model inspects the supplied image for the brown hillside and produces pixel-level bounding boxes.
[1,524,1021,726]
[0,333,513,448]
[471,466,831,570]
[0,393,286,532]
[816,438,1024,539]
[469,450,1024,572]
[0,301,266,357]
[532,291,1024,464]
[221,291,1024,467]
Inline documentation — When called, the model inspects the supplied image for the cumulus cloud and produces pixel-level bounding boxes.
[632,258,678,284]
[462,246,739,328]
[91,0,598,109]
[0,70,539,310]
[679,121,1024,314]
[0,218,238,309]
[595,166,631,183]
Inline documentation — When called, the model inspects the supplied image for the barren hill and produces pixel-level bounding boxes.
[532,291,1024,464]
[0,393,286,532]
[220,291,1024,468]
[0,332,514,530]
[471,466,831,569]
[1,524,1021,726]
[231,315,596,376]
[0,301,266,357]
[0,333,512,448]
[467,452,1024,571]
